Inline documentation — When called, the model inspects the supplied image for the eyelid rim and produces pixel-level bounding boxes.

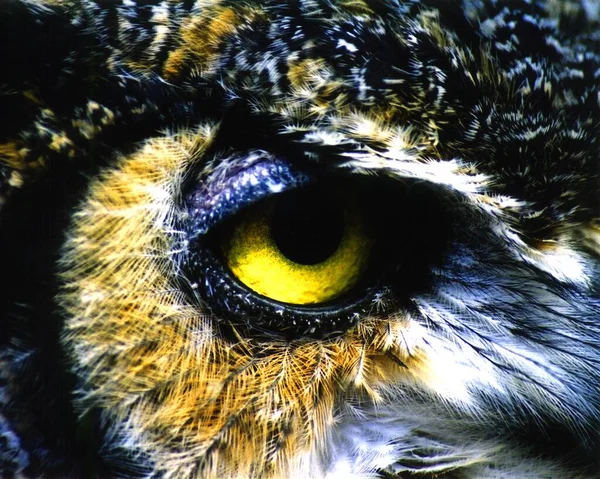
[185,153,312,239]
[186,244,383,339]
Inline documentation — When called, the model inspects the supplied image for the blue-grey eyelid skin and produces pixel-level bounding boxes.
[185,155,313,239]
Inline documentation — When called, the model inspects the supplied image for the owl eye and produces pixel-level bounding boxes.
[221,186,372,305]
[183,158,454,339]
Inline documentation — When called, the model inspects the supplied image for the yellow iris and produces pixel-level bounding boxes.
[222,192,370,305]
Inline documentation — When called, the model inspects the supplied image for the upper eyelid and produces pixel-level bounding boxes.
[184,153,312,239]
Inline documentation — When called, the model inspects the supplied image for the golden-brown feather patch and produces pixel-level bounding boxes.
[59,124,439,479]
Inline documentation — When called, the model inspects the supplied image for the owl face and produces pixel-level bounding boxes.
[1,1,599,478]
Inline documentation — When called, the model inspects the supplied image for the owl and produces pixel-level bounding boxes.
[1,0,599,478]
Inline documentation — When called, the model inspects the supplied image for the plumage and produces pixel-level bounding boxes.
[0,1,599,478]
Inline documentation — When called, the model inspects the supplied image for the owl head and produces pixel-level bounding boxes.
[0,1,599,478]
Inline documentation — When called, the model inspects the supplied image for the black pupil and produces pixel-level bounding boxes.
[270,188,345,265]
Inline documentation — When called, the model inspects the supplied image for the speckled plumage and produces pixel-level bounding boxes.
[1,1,599,478]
